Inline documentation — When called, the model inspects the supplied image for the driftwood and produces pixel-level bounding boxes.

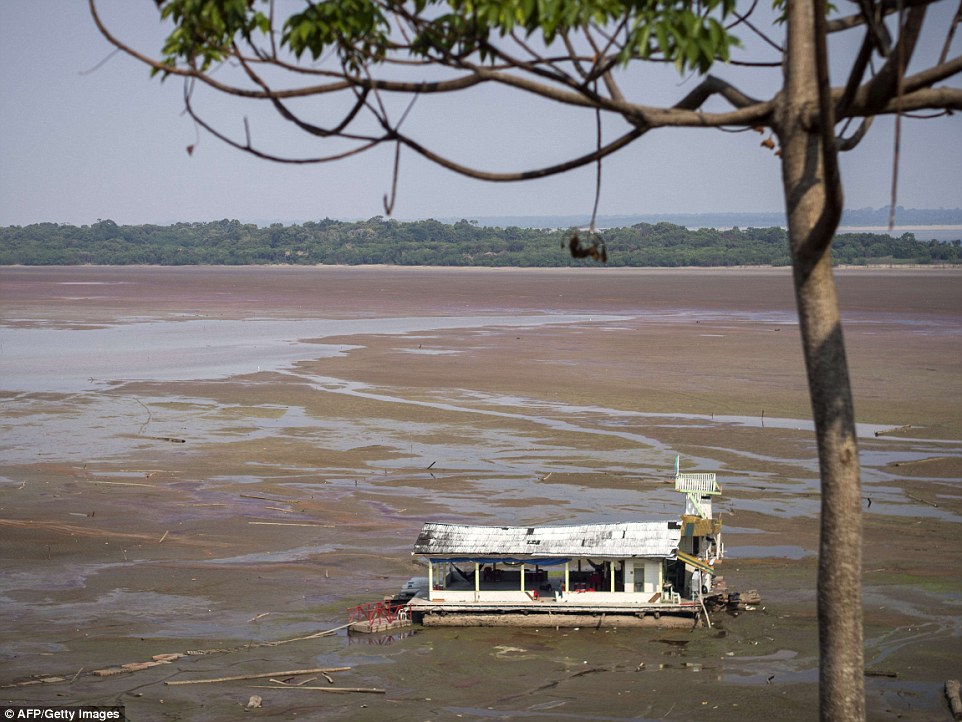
[93,653,184,677]
[5,621,355,689]
[261,621,355,646]
[166,667,349,686]
[874,425,912,437]
[247,521,335,528]
[269,677,317,686]
[0,676,68,689]
[184,622,352,656]
[249,685,385,694]
[946,679,962,721]
[905,493,939,508]
[85,479,155,488]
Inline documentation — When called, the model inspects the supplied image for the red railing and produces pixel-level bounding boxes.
[347,600,410,627]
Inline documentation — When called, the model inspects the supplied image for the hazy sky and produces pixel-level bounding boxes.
[1,1,959,227]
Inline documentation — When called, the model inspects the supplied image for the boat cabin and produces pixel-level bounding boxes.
[407,459,723,624]
[413,519,683,603]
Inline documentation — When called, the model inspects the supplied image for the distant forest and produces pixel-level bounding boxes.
[2,218,960,267]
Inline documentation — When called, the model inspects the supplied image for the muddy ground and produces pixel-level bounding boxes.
[1,266,960,721]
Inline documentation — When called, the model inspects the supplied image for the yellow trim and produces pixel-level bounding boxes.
[676,550,716,575]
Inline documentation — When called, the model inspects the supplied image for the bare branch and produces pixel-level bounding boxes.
[837,31,875,116]
[674,75,764,111]
[590,82,603,230]
[837,116,875,151]
[855,0,893,55]
[91,0,498,100]
[902,54,962,94]
[390,75,773,183]
[827,0,942,32]
[878,85,962,111]
[560,31,590,79]
[863,5,927,103]
[383,142,401,215]
[727,0,785,53]
[395,124,647,182]
[233,47,373,140]
[267,0,278,60]
[888,4,910,229]
[180,82,384,165]
[939,0,962,64]
[813,0,843,249]
[845,54,962,115]
[90,0,956,201]
[585,14,632,83]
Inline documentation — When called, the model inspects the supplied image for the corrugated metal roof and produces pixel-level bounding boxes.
[412,521,681,559]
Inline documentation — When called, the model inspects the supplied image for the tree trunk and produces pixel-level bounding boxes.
[778,1,865,721]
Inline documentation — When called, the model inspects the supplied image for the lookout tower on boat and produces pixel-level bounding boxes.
[674,455,721,519]
[673,456,724,592]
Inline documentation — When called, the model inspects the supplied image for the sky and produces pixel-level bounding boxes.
[0,1,959,227]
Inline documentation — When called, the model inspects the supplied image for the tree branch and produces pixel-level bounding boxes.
[395,125,647,182]
[91,0,957,198]
[91,0,500,100]
[234,47,374,140]
[826,0,942,32]
[727,0,785,53]
[901,54,962,94]
[180,82,385,164]
[939,0,962,64]
[878,85,962,111]
[856,5,927,112]
[837,116,875,151]
[812,0,843,251]
[836,30,875,117]
[845,54,962,114]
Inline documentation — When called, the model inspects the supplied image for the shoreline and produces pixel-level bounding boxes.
[1,262,960,272]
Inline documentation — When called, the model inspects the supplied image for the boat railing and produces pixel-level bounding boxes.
[348,599,409,626]
[675,472,720,495]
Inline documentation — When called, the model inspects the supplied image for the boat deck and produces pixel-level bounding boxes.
[408,590,702,628]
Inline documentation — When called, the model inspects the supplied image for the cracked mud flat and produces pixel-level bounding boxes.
[1,266,960,721]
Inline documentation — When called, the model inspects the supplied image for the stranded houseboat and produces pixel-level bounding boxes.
[406,459,723,628]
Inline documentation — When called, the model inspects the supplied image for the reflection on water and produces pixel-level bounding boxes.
[0,314,627,393]
[727,545,812,559]
[346,629,416,645]
[720,648,819,686]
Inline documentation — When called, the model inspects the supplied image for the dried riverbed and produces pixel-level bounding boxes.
[1,266,960,721]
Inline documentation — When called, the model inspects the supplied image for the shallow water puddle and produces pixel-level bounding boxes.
[0,314,628,393]
[728,544,812,559]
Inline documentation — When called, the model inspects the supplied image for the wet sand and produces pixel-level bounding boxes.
[1,266,960,721]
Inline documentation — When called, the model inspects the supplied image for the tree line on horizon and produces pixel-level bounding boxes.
[2,217,959,267]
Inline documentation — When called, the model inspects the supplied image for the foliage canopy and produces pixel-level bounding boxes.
[157,0,740,76]
[3,219,958,267]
